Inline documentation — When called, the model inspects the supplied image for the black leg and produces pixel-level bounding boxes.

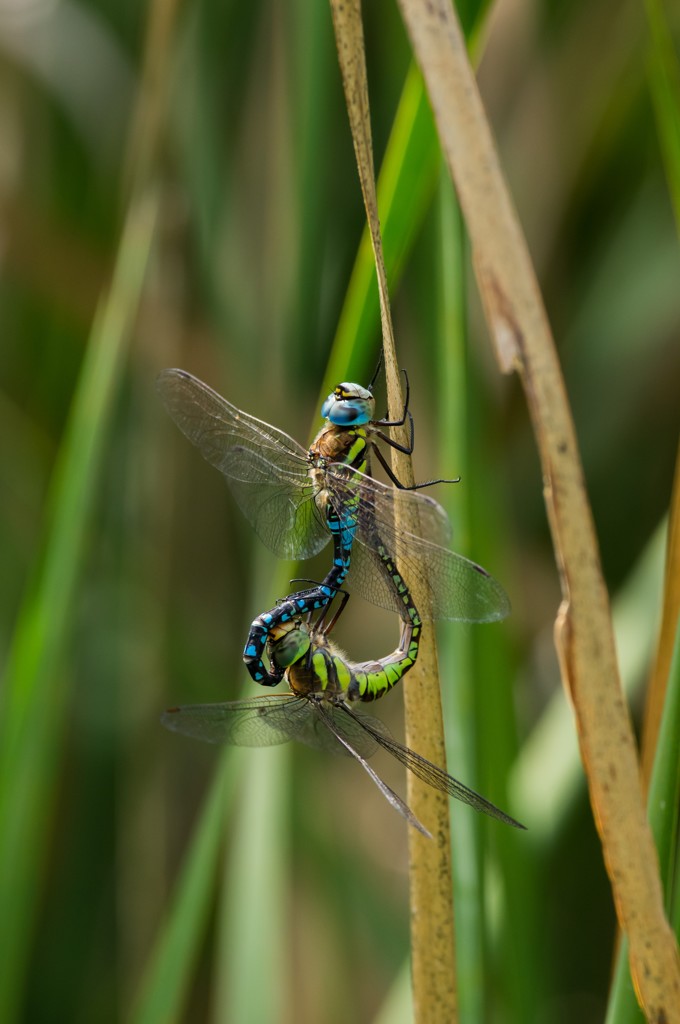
[321,589,351,635]
[373,441,461,491]
[374,411,415,455]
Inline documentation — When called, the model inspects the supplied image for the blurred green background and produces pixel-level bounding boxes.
[0,0,678,1022]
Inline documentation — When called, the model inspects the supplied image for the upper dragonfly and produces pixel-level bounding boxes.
[157,368,510,684]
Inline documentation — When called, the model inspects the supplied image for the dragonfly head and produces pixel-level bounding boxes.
[268,621,311,669]
[321,383,375,426]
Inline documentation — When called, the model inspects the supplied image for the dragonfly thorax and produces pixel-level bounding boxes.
[268,621,352,699]
[308,423,371,494]
[321,383,375,426]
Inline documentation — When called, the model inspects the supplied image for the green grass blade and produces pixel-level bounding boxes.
[646,623,680,903]
[131,752,236,1024]
[372,960,413,1024]
[288,0,337,376]
[320,5,494,400]
[645,0,680,234]
[204,500,304,1023]
[0,191,158,1024]
[435,169,541,1024]
[213,746,289,1024]
[322,62,441,393]
[137,431,295,1024]
[434,169,484,1024]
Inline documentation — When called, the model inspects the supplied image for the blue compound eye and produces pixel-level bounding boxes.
[321,382,375,425]
[271,627,311,668]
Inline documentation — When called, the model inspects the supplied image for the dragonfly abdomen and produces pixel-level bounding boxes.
[346,526,423,702]
[347,615,421,703]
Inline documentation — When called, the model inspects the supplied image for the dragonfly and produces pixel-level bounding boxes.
[157,367,510,688]
[162,590,524,836]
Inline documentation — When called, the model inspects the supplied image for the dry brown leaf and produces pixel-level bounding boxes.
[396,0,680,1020]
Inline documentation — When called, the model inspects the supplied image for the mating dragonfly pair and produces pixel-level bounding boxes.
[159,366,524,836]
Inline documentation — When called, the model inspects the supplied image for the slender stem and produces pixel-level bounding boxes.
[328,2,457,1021]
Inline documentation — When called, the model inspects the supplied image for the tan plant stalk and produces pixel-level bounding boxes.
[329,2,458,1022]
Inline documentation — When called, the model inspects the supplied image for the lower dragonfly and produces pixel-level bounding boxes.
[162,592,524,836]
[157,367,509,689]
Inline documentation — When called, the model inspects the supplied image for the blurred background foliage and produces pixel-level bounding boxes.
[0,0,678,1022]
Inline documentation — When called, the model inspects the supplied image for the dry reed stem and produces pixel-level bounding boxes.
[396,0,680,1020]
[329,2,457,1021]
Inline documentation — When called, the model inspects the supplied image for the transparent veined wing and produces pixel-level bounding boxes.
[327,467,510,623]
[291,700,381,758]
[161,696,308,747]
[157,369,328,559]
[157,370,508,618]
[337,703,525,829]
[311,699,430,835]
[163,695,429,833]
[162,695,521,833]
[161,694,379,758]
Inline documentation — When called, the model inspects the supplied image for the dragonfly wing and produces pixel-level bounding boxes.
[312,701,430,836]
[337,704,525,830]
[162,694,434,834]
[161,694,377,757]
[228,471,328,560]
[282,701,379,758]
[157,369,328,559]
[328,467,510,623]
[161,694,315,747]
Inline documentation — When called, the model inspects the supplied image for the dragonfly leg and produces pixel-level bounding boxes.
[372,439,460,491]
[317,588,350,636]
[284,578,338,604]
[373,414,415,455]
